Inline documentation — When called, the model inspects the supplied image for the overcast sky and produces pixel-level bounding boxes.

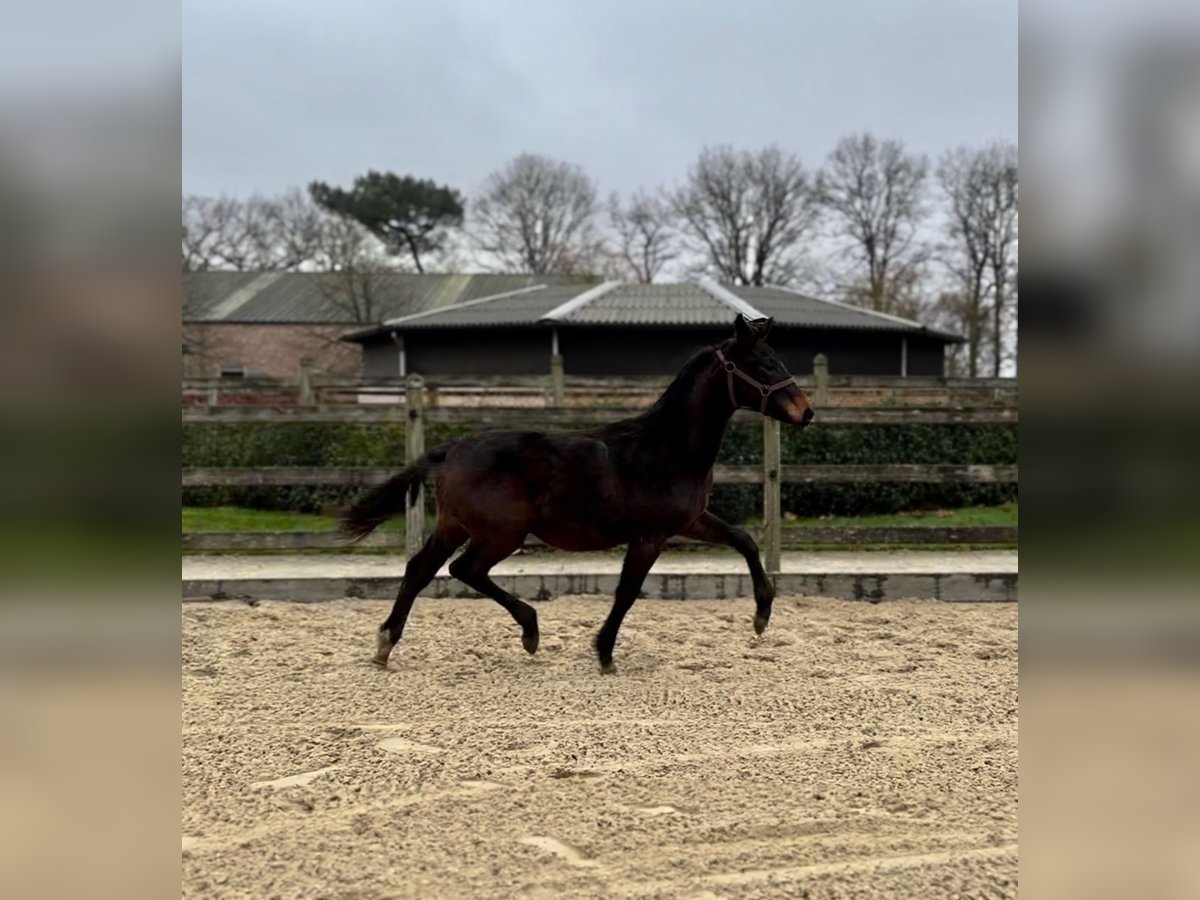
[183,0,1016,199]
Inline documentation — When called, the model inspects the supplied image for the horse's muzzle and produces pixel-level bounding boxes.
[779,396,813,427]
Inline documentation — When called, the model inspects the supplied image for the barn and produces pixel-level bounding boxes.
[182,271,598,378]
[345,280,963,378]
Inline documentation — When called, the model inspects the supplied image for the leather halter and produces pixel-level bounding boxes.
[715,348,796,414]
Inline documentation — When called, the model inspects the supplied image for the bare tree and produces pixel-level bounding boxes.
[937,143,1019,377]
[181,190,329,272]
[608,190,678,283]
[982,143,1018,376]
[671,145,819,286]
[472,153,600,274]
[819,134,929,314]
[315,261,400,327]
[260,189,329,270]
[300,215,405,373]
[181,196,218,272]
[937,147,992,376]
[182,195,252,271]
[312,215,399,324]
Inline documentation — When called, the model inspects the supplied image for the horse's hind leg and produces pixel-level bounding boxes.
[448,537,539,654]
[375,521,467,666]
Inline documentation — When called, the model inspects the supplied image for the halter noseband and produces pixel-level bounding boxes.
[715,348,796,414]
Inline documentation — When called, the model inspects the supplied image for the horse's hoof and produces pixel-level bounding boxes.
[376,628,396,659]
[370,655,390,669]
[753,612,770,635]
[522,632,539,654]
[599,661,616,675]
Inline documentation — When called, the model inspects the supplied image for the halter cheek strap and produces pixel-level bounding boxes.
[715,348,796,414]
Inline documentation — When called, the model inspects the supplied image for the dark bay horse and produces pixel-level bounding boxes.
[341,315,814,672]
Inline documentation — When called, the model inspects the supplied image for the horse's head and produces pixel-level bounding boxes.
[717,315,814,427]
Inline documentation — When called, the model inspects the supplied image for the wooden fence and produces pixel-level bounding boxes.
[183,370,1018,565]
[183,356,1017,411]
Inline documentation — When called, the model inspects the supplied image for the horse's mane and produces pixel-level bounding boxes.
[597,342,725,441]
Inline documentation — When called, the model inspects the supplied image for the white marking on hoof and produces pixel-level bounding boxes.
[377,737,444,754]
[375,629,394,661]
[520,836,600,868]
[252,764,339,789]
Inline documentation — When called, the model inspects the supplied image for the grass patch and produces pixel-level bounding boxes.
[182,506,409,533]
[183,503,1016,534]
[780,503,1017,530]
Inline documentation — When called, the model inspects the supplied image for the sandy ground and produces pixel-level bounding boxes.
[182,596,1017,898]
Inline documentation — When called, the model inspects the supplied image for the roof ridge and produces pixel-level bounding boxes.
[696,278,767,320]
[540,281,622,322]
[380,283,548,326]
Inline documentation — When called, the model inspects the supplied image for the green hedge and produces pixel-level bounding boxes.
[182,423,474,514]
[707,422,1017,521]
[183,421,1017,522]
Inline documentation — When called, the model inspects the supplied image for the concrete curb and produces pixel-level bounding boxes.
[182,570,1017,604]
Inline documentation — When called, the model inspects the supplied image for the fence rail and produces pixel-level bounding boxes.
[182,405,1016,426]
[182,372,1018,393]
[182,464,1017,488]
[183,361,1017,412]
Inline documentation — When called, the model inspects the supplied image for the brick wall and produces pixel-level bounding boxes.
[182,323,361,378]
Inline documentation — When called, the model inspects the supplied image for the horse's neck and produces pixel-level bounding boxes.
[654,366,733,473]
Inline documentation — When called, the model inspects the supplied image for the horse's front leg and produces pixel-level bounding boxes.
[679,510,774,634]
[594,537,664,673]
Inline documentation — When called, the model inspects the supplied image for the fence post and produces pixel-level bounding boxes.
[813,353,829,407]
[298,358,315,406]
[550,354,565,407]
[762,417,782,573]
[207,383,220,406]
[405,374,426,558]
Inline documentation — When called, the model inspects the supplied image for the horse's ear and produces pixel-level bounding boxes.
[734,315,773,346]
[734,315,756,346]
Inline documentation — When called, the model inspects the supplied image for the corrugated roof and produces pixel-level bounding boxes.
[547,283,736,325]
[341,279,963,342]
[730,286,962,340]
[182,272,597,323]
[347,284,594,338]
[182,271,265,319]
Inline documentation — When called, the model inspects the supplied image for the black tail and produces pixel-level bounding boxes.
[339,447,448,541]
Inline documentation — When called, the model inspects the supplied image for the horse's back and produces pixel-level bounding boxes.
[434,430,620,537]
